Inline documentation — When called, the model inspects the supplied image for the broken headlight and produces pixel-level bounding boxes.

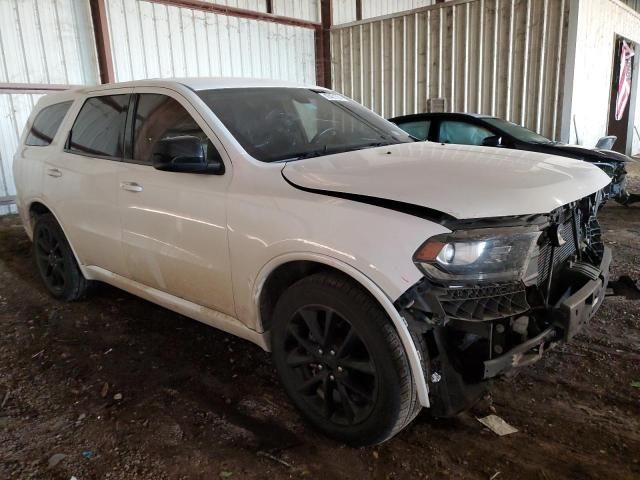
[413,227,541,282]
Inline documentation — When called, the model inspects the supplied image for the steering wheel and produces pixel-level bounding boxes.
[310,127,338,145]
[253,110,303,150]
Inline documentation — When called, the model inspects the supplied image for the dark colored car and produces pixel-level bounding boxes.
[389,112,635,204]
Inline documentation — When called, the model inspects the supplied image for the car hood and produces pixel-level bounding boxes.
[549,143,634,164]
[282,142,611,220]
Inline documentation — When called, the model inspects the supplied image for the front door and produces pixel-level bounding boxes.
[607,36,636,154]
[118,88,235,316]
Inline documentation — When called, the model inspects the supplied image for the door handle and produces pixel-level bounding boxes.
[46,168,62,178]
[120,181,143,192]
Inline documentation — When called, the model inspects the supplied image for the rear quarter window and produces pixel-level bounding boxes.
[25,101,73,146]
[67,94,130,158]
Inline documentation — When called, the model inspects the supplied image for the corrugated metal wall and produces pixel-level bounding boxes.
[362,0,437,18]
[273,0,320,21]
[202,0,267,11]
[331,0,569,141]
[0,0,98,214]
[332,0,356,25]
[333,0,439,25]
[198,0,320,20]
[620,0,640,14]
[0,93,45,214]
[0,0,98,84]
[105,0,317,84]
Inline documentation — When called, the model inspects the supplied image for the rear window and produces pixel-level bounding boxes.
[25,101,73,146]
[67,94,130,158]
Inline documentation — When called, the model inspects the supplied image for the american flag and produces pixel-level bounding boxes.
[615,40,635,121]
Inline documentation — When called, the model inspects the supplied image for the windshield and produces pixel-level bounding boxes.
[197,88,413,162]
[484,118,553,144]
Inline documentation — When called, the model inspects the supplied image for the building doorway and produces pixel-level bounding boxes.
[607,36,636,154]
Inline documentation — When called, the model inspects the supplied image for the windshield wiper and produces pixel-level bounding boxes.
[277,141,401,163]
[361,141,395,148]
[276,147,329,162]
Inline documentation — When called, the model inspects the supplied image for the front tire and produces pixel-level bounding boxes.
[271,272,420,446]
[33,213,89,301]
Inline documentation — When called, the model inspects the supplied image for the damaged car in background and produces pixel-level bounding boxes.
[14,80,612,446]
[390,112,636,205]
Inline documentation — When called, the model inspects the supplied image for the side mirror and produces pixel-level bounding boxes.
[151,136,225,174]
[482,135,503,147]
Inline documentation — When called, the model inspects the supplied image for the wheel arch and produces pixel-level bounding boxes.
[254,252,430,407]
[27,199,87,274]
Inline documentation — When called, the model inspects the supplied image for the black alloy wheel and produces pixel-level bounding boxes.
[272,272,421,446]
[32,213,89,301]
[283,305,378,426]
[34,220,67,296]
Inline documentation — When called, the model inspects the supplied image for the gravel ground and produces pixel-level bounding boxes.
[1,178,639,480]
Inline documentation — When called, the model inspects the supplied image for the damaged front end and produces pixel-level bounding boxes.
[595,160,631,205]
[396,191,611,417]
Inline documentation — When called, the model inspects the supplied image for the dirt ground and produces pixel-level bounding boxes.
[1,181,639,480]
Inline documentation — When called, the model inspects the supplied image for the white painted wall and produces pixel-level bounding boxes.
[106,0,317,85]
[568,0,640,153]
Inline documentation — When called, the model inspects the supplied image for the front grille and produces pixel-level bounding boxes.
[438,282,529,321]
[538,213,578,285]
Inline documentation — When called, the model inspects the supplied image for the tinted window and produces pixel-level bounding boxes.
[395,119,431,140]
[132,94,216,164]
[483,118,553,144]
[68,95,129,158]
[25,101,73,146]
[438,120,493,146]
[197,88,413,163]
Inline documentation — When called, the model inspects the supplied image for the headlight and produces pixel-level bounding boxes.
[413,227,541,282]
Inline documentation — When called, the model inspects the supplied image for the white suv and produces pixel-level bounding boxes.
[14,78,611,446]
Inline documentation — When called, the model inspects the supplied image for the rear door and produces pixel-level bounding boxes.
[15,99,73,223]
[117,87,235,315]
[43,88,132,276]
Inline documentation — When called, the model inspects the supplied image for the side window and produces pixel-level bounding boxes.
[438,120,493,146]
[132,94,216,164]
[68,94,129,158]
[395,120,431,141]
[25,101,73,146]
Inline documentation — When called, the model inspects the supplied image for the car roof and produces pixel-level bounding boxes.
[35,77,327,110]
[63,77,324,95]
[389,112,496,121]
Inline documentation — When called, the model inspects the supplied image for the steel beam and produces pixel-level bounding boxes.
[317,0,332,88]
[147,0,320,29]
[89,0,116,84]
[0,83,77,94]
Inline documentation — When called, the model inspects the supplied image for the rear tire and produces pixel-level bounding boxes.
[271,272,421,446]
[33,213,89,301]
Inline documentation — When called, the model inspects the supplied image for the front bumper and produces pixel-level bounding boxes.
[482,246,611,379]
[397,242,611,416]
